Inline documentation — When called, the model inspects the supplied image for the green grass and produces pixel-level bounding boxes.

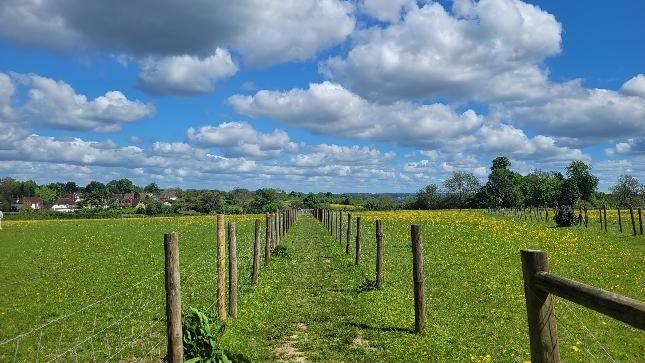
[1,211,643,362]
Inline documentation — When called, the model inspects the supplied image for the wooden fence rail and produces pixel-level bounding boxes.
[521,249,645,363]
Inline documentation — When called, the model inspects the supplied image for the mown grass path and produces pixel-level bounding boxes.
[224,216,384,362]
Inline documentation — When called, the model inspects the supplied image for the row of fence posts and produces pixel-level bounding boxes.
[313,208,425,333]
[163,209,301,362]
[489,206,644,236]
[314,208,644,360]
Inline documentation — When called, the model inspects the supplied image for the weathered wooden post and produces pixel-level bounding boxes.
[584,207,588,228]
[630,207,637,236]
[346,213,352,255]
[216,214,227,320]
[599,207,603,230]
[603,205,608,233]
[376,220,384,289]
[265,213,271,266]
[411,225,425,334]
[639,208,643,235]
[338,211,343,243]
[228,223,238,319]
[164,232,183,362]
[520,250,560,363]
[355,216,362,265]
[275,211,279,246]
[252,219,260,284]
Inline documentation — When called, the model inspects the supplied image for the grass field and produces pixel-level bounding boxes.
[1,211,643,362]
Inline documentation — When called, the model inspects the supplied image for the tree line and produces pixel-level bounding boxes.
[1,156,643,219]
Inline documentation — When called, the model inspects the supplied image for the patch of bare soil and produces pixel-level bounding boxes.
[273,323,309,363]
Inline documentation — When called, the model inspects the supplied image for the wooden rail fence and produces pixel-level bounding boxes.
[521,249,645,363]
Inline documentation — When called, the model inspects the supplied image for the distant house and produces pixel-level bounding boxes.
[119,193,140,208]
[159,190,177,203]
[13,197,43,210]
[51,197,79,212]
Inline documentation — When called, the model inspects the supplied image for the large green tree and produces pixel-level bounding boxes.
[248,188,281,213]
[82,181,109,207]
[522,170,563,207]
[483,157,524,207]
[36,186,58,206]
[566,160,599,202]
[443,171,480,207]
[107,178,135,195]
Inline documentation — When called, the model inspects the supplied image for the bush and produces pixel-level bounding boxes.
[182,308,229,362]
[555,205,577,227]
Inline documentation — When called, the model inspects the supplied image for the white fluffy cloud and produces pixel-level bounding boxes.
[138,49,238,95]
[187,122,298,158]
[0,0,354,67]
[10,73,154,132]
[230,81,482,149]
[605,138,645,156]
[621,74,645,98]
[496,84,645,139]
[320,0,561,102]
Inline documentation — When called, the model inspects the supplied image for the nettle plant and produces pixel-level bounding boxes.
[182,308,230,363]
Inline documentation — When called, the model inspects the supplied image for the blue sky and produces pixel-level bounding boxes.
[0,0,643,192]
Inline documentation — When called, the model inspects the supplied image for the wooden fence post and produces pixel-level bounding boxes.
[599,207,603,231]
[252,219,260,284]
[265,213,271,266]
[274,212,279,246]
[346,213,352,255]
[376,220,384,289]
[228,223,238,319]
[216,214,227,320]
[630,207,637,236]
[355,217,362,265]
[411,225,426,334]
[603,205,608,233]
[164,232,183,363]
[584,207,588,228]
[639,208,643,235]
[618,208,623,233]
[520,250,560,363]
[339,211,343,244]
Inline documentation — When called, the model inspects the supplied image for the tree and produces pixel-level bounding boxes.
[415,184,442,209]
[82,181,109,207]
[36,186,58,207]
[248,188,281,213]
[107,178,135,195]
[557,178,580,207]
[199,191,225,214]
[64,182,79,194]
[491,156,511,171]
[19,180,37,197]
[301,193,322,209]
[482,157,523,207]
[522,171,563,207]
[610,174,642,207]
[144,183,160,194]
[443,171,480,207]
[566,160,598,202]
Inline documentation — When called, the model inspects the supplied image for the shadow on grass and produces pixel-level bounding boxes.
[343,321,414,334]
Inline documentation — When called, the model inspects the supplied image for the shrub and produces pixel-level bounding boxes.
[182,308,229,362]
[555,205,577,227]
